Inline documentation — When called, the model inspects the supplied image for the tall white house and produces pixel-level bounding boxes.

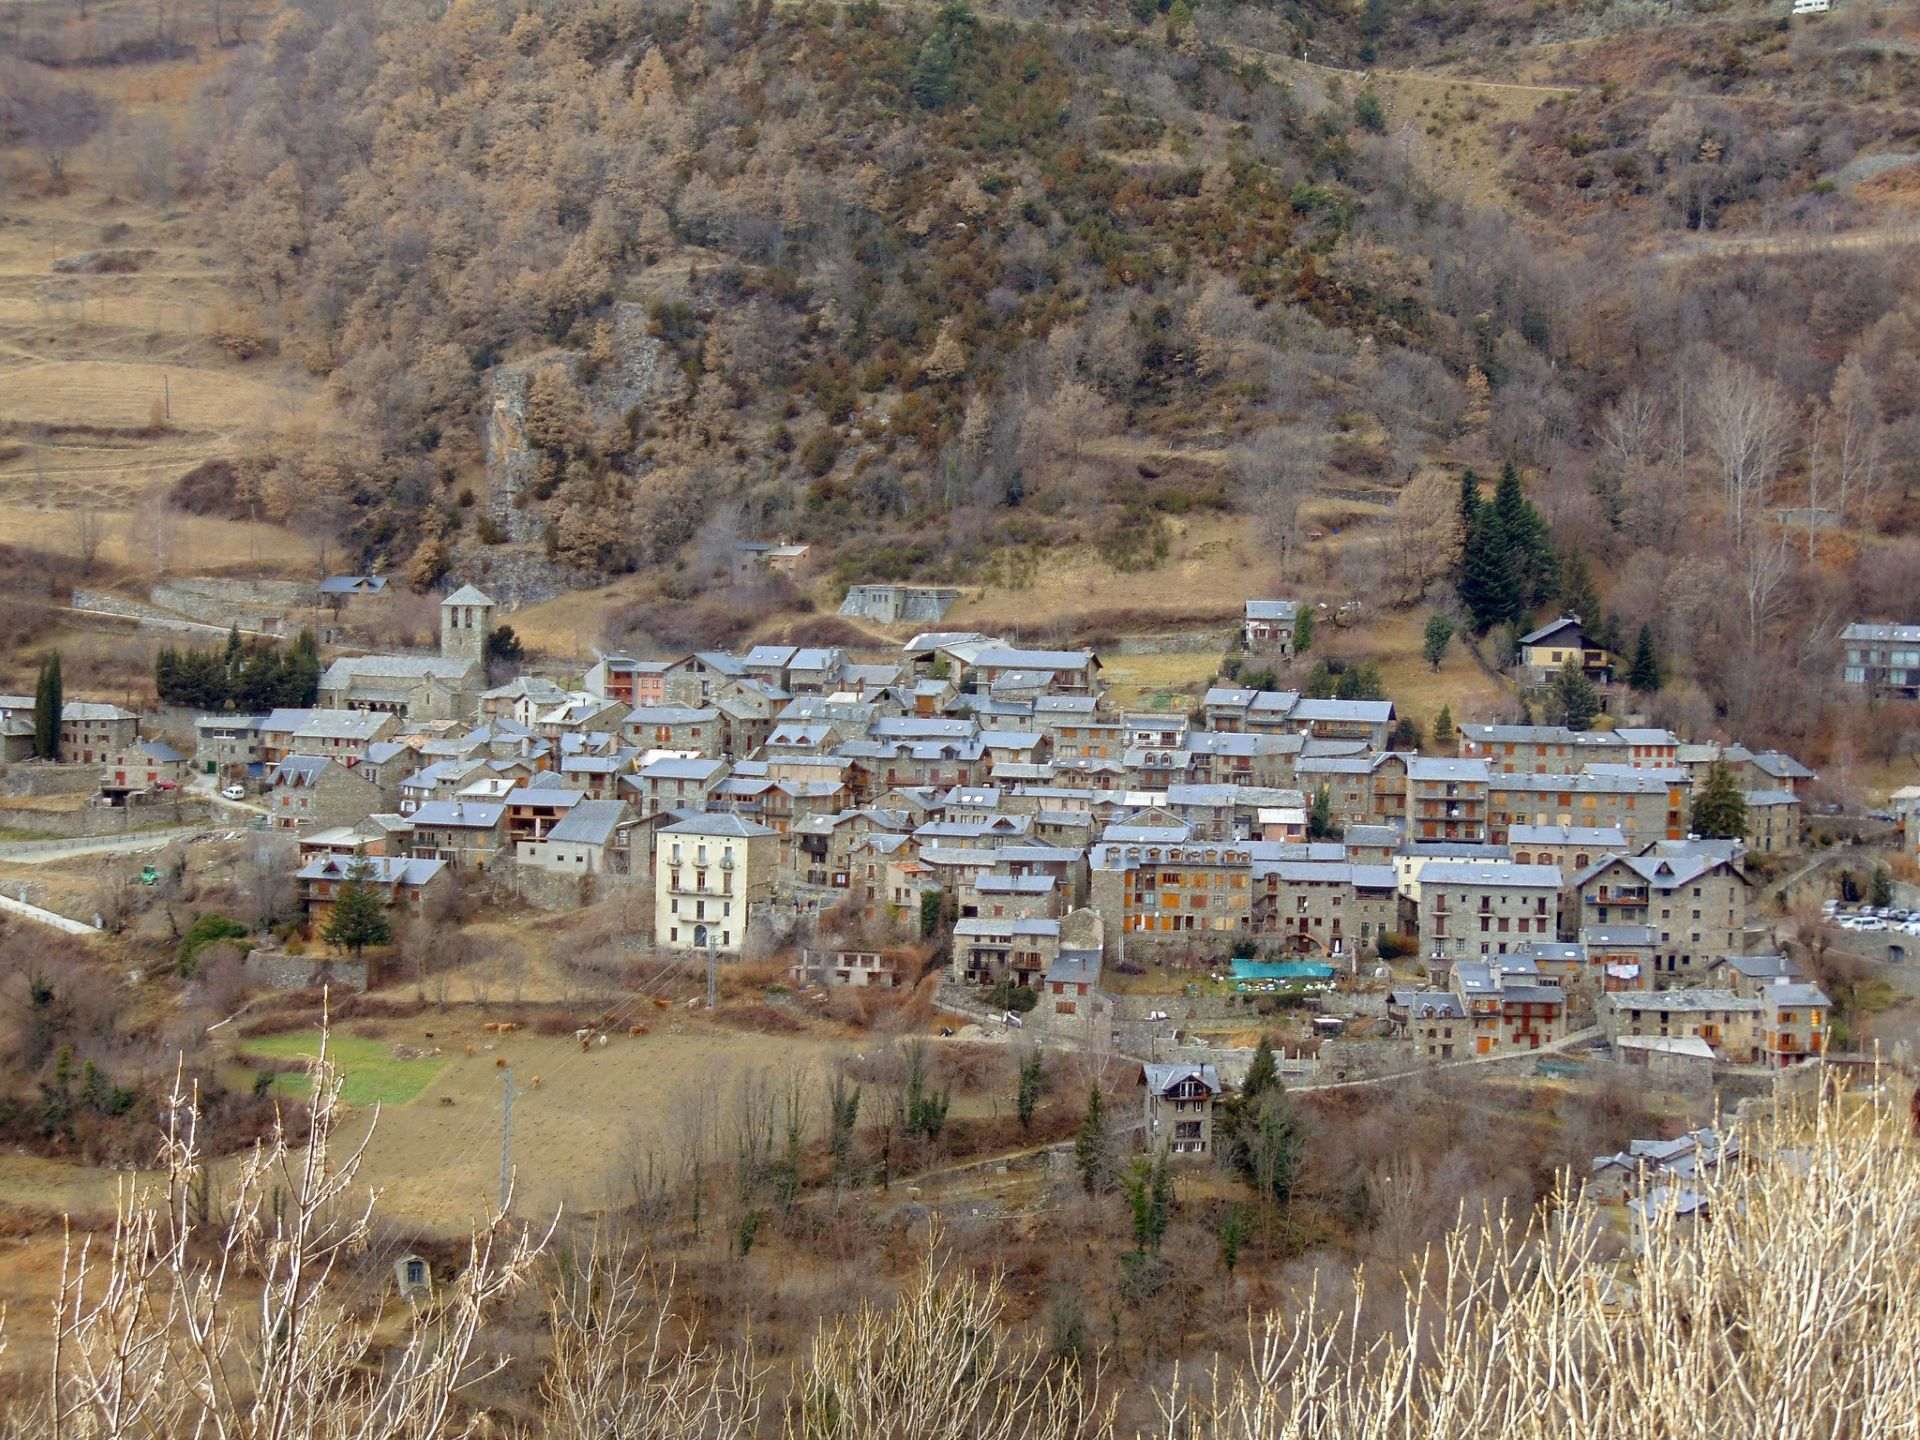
[654,813,778,953]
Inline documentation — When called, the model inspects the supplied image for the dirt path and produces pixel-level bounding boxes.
[1653,225,1920,264]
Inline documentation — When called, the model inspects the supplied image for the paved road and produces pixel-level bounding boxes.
[0,891,101,936]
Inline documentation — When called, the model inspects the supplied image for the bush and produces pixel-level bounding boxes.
[1375,931,1416,960]
[987,981,1039,1014]
[800,429,841,477]
[179,914,250,977]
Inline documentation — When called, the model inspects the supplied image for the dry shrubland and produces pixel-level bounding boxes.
[8,1022,1915,1439]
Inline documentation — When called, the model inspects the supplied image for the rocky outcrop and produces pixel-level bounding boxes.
[482,302,681,547]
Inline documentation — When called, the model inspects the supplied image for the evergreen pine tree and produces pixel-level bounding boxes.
[1243,1034,1277,1102]
[1546,657,1601,730]
[1075,1086,1115,1195]
[1690,761,1749,840]
[1559,551,1600,624]
[33,656,57,760]
[223,625,244,689]
[1291,606,1314,657]
[1433,705,1455,748]
[1016,1049,1044,1133]
[1423,613,1455,670]
[1628,624,1663,693]
[321,858,392,957]
[1458,507,1513,633]
[1492,462,1556,613]
[1457,469,1481,549]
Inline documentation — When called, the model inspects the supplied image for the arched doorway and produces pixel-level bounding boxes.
[693,924,709,948]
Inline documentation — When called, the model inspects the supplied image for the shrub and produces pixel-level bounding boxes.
[1376,931,1416,960]
[800,429,841,477]
[987,981,1039,1014]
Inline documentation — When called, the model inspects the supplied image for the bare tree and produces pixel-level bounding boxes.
[45,1033,545,1439]
[1812,353,1884,526]
[1697,352,1791,551]
[240,833,297,932]
[1232,427,1325,571]
[0,59,107,181]
[68,504,106,574]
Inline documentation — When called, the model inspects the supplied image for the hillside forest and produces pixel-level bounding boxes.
[5,0,1920,756]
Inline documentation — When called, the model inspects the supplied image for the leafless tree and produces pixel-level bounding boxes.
[1232,427,1324,570]
[68,504,106,575]
[1697,352,1791,550]
[239,834,296,932]
[0,59,106,181]
[43,1033,545,1439]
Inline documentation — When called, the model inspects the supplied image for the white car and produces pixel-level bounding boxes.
[221,785,247,801]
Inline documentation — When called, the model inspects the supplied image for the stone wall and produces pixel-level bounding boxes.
[150,577,311,632]
[0,763,105,798]
[839,586,962,624]
[244,947,373,993]
[1102,628,1236,656]
[72,588,269,638]
[0,797,208,839]
[503,858,644,912]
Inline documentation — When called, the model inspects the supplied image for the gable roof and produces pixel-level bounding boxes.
[1520,616,1584,646]
[442,583,495,606]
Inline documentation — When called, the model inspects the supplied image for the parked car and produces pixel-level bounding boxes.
[221,785,247,801]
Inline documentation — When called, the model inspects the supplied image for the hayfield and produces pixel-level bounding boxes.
[242,1030,448,1109]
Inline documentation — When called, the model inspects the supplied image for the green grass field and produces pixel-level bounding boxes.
[240,1031,445,1108]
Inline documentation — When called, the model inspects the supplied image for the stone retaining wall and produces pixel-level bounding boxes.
[0,798,208,839]
[0,763,104,798]
[244,947,374,993]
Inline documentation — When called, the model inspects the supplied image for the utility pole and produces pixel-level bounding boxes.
[706,939,718,1009]
[498,1066,515,1214]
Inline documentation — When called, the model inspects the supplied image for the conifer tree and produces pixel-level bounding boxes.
[1546,657,1601,730]
[322,858,392,957]
[1690,761,1748,840]
[1433,705,1455,748]
[1075,1085,1115,1195]
[1628,624,1663,693]
[33,653,63,761]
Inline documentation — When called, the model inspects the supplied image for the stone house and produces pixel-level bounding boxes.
[193,715,266,780]
[298,853,448,934]
[407,800,509,871]
[1251,860,1399,959]
[1486,770,1681,852]
[98,740,189,805]
[630,756,730,816]
[1243,599,1300,654]
[1404,757,1490,842]
[1572,852,1750,986]
[1140,1063,1222,1158]
[1416,861,1562,962]
[1089,837,1254,944]
[1758,982,1830,1066]
[1742,789,1802,854]
[516,799,633,875]
[624,705,722,756]
[268,756,390,831]
[289,709,403,763]
[1600,988,1762,1062]
[1389,989,1468,1061]
[950,916,1061,987]
[584,655,674,708]
[0,695,141,763]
